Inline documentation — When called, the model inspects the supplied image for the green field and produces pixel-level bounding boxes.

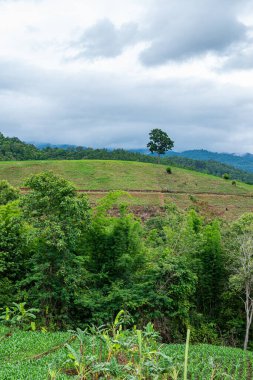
[1,159,253,219]
[1,327,252,380]
[0,159,252,192]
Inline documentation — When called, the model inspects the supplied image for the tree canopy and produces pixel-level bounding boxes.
[147,129,174,162]
[1,173,253,348]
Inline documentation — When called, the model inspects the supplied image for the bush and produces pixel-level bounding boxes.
[0,180,19,205]
[223,173,230,180]
[189,194,197,203]
[232,180,236,186]
[166,166,172,174]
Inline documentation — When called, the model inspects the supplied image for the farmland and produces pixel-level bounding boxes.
[1,326,253,379]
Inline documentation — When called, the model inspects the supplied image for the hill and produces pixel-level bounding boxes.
[1,159,253,220]
[2,132,253,184]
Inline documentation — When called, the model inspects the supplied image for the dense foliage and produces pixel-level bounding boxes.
[147,128,174,162]
[1,132,253,184]
[0,132,40,160]
[1,172,253,351]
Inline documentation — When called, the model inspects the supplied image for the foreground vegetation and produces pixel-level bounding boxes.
[1,318,253,379]
[1,171,253,347]
[1,169,253,378]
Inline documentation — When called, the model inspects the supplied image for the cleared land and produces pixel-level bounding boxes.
[1,159,253,219]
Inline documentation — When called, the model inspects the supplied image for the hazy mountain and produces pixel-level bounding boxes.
[130,149,253,173]
[32,143,79,149]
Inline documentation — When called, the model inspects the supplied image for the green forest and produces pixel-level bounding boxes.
[1,172,253,349]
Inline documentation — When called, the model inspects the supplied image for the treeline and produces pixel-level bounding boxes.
[1,132,253,184]
[1,173,253,349]
[0,133,39,160]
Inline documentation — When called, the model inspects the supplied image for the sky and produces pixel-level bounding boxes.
[1,0,253,152]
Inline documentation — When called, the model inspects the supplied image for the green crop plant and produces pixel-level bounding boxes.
[61,312,175,379]
[1,326,253,379]
[0,302,39,330]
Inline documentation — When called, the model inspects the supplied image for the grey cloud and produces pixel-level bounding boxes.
[139,0,247,66]
[70,0,250,66]
[222,39,253,70]
[1,60,253,152]
[76,19,139,59]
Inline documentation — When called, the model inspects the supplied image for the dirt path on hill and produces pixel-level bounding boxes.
[77,189,253,197]
[19,187,253,198]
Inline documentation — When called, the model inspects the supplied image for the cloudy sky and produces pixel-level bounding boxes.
[1,0,253,152]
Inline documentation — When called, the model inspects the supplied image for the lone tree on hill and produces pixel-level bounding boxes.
[147,128,174,163]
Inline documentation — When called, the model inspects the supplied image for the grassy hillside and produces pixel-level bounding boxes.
[1,159,253,219]
[0,159,252,192]
[0,327,252,379]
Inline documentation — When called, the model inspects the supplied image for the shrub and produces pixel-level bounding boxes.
[166,166,172,174]
[0,302,39,330]
[223,173,230,180]
[62,312,174,379]
[232,180,236,186]
[189,194,197,203]
[0,180,19,205]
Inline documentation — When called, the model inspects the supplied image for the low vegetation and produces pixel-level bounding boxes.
[0,159,253,220]
[1,313,253,379]
[1,159,252,194]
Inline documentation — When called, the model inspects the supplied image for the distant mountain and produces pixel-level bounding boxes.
[33,143,80,149]
[130,149,253,173]
[175,150,253,173]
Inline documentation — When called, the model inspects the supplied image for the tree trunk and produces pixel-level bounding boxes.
[244,287,253,350]
[244,322,249,350]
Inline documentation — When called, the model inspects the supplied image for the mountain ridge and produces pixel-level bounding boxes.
[129,148,253,173]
